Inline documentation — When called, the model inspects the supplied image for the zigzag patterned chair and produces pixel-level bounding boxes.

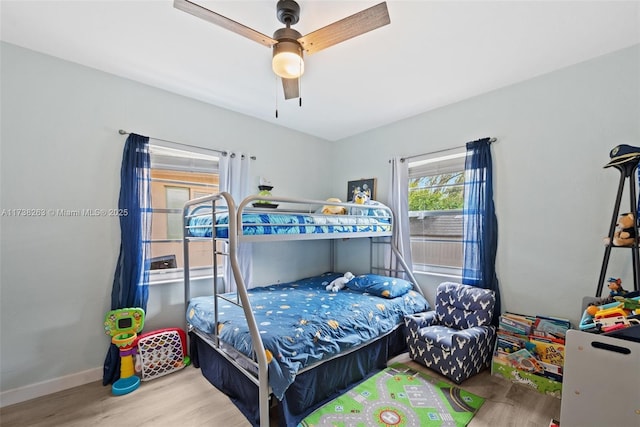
[404,282,496,384]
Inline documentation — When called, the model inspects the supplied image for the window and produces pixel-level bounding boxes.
[148,144,221,282]
[165,186,190,240]
[408,149,466,275]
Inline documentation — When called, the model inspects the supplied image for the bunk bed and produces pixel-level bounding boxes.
[182,193,430,426]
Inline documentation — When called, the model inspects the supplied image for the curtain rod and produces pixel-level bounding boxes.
[118,130,256,160]
[400,137,497,162]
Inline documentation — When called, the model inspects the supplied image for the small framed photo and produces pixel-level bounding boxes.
[347,178,376,202]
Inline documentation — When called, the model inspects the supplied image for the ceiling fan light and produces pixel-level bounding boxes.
[272,41,304,79]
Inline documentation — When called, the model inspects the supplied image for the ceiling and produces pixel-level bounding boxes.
[1,1,639,141]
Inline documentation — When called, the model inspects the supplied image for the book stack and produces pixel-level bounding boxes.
[492,312,571,397]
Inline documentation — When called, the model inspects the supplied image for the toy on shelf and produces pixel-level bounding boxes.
[603,213,637,247]
[607,277,627,297]
[254,177,278,209]
[104,307,145,396]
[586,277,628,312]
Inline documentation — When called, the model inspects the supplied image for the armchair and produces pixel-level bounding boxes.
[404,282,496,384]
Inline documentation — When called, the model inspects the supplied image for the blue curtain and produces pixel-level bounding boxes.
[103,133,151,385]
[462,137,501,324]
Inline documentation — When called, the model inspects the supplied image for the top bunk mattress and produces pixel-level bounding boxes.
[186,206,392,239]
[186,272,430,400]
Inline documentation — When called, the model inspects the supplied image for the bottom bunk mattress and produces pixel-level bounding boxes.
[190,321,409,426]
[186,272,430,400]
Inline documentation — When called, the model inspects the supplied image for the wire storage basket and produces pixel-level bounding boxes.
[135,328,187,381]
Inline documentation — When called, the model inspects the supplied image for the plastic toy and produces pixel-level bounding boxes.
[134,327,190,381]
[600,317,640,332]
[586,278,627,312]
[613,295,640,314]
[254,177,277,208]
[607,277,627,297]
[579,295,640,331]
[104,307,145,396]
[594,306,629,320]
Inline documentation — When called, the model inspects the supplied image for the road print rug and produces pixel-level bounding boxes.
[298,363,484,427]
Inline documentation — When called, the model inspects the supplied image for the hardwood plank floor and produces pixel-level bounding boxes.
[1,353,560,426]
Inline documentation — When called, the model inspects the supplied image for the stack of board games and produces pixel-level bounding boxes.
[492,312,570,397]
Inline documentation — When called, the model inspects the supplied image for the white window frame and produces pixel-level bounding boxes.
[408,149,466,277]
[148,143,220,285]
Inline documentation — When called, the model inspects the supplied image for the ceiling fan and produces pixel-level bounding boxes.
[173,0,390,100]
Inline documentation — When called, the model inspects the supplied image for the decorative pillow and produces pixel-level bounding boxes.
[346,274,414,298]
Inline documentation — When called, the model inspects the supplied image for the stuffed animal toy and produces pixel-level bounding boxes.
[609,212,637,247]
[325,272,354,292]
[351,187,371,205]
[321,198,346,215]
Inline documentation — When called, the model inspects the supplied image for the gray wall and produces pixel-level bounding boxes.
[0,42,333,394]
[1,41,639,398]
[333,44,640,322]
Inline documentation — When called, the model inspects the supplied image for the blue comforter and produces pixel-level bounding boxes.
[187,210,391,238]
[186,272,429,399]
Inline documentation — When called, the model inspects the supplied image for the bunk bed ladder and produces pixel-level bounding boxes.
[183,192,271,427]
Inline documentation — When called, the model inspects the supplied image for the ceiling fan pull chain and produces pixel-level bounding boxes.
[275,75,279,118]
[299,56,302,107]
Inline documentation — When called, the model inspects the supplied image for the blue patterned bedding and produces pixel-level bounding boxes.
[187,207,391,238]
[186,272,429,400]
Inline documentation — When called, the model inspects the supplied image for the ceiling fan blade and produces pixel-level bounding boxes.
[297,2,390,55]
[174,0,277,48]
[282,78,300,100]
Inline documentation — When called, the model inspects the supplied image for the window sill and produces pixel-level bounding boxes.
[148,267,219,286]
[413,269,462,281]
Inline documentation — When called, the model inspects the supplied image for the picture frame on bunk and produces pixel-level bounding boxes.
[347,178,376,202]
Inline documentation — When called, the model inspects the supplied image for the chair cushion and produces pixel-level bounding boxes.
[435,282,495,329]
[417,325,455,350]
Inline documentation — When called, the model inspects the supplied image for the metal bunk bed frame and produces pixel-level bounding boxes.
[182,192,423,426]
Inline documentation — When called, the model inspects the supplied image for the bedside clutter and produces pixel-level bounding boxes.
[491,312,570,398]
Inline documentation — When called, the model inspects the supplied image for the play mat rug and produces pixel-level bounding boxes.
[298,363,484,427]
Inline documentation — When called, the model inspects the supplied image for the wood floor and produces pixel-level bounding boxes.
[1,353,560,426]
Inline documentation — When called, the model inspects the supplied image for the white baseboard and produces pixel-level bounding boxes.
[0,367,102,408]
